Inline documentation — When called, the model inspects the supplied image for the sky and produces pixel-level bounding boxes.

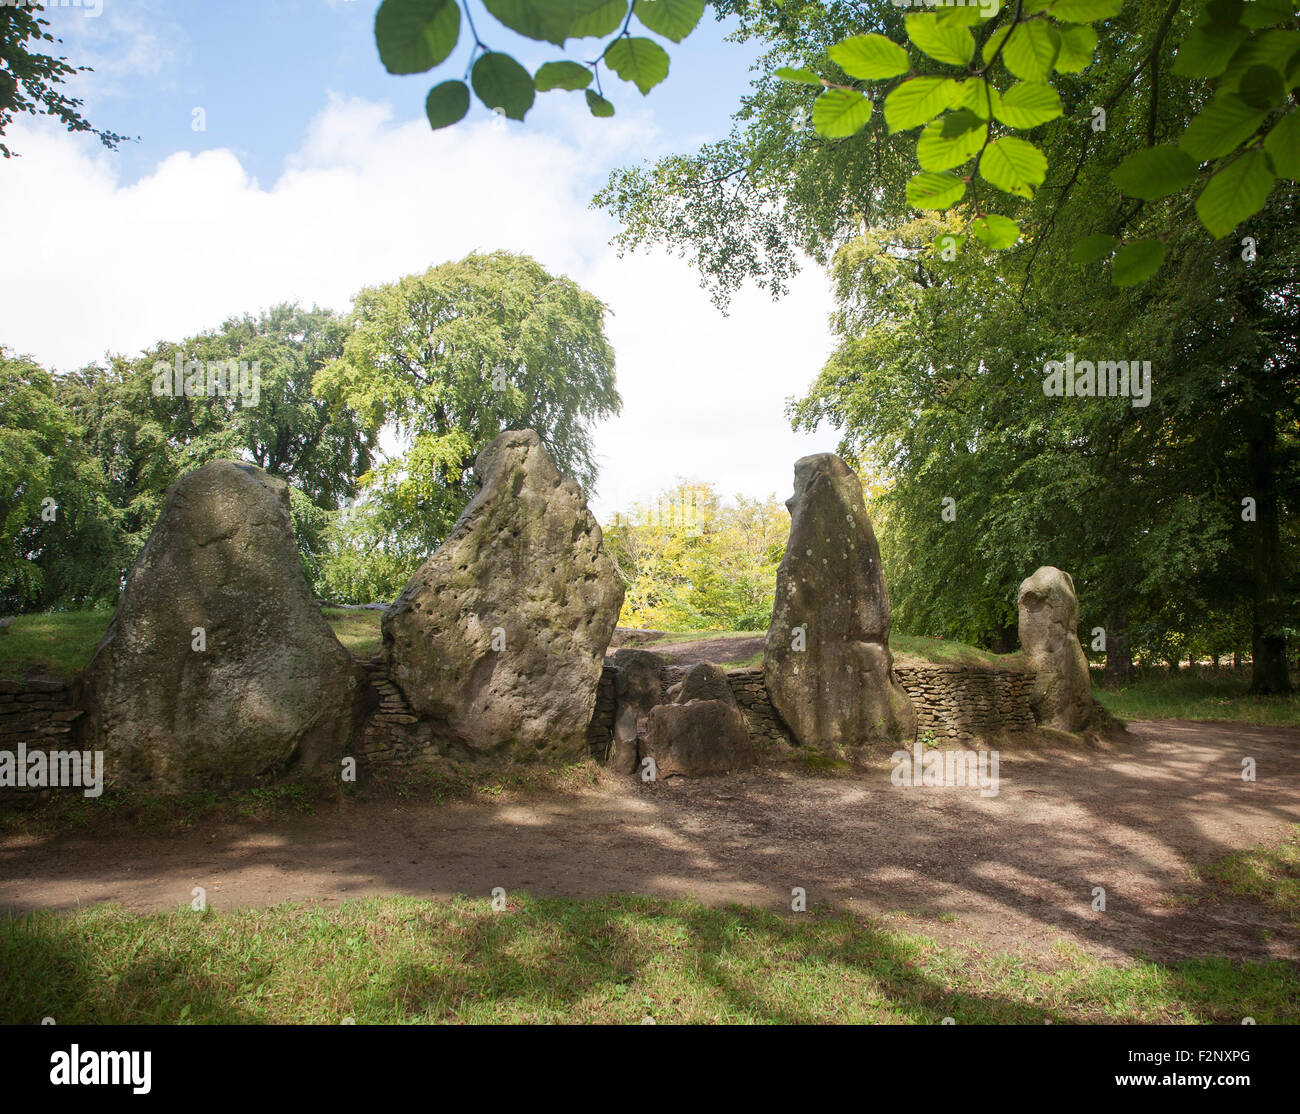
[0,0,843,521]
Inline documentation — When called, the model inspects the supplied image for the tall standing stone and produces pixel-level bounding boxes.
[76,461,363,793]
[384,429,624,763]
[764,453,916,755]
[1018,566,1093,732]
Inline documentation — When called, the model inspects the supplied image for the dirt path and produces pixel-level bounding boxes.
[2,720,1297,964]
[607,629,765,668]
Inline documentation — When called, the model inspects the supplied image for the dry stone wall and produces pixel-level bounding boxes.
[586,656,1037,757]
[894,661,1036,742]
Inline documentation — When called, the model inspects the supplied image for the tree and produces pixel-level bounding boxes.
[54,305,377,599]
[603,481,787,630]
[313,250,622,568]
[0,349,118,610]
[0,4,130,158]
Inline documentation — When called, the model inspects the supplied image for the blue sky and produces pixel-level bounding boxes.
[76,0,763,187]
[4,1,841,518]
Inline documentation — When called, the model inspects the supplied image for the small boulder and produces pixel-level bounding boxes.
[764,453,916,755]
[608,649,665,774]
[1018,566,1093,732]
[384,429,624,763]
[76,461,363,793]
[639,664,752,778]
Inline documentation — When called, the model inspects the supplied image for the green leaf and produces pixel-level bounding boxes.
[604,37,671,94]
[883,77,960,132]
[904,14,975,67]
[1110,145,1199,200]
[375,0,460,75]
[1111,240,1168,286]
[937,5,994,26]
[1001,22,1061,82]
[1195,149,1277,237]
[971,214,1021,249]
[585,88,616,117]
[1172,27,1248,77]
[1263,111,1300,180]
[1240,0,1297,29]
[535,61,593,91]
[482,0,570,46]
[569,0,628,38]
[978,136,1048,198]
[425,80,470,129]
[941,108,986,137]
[1048,0,1123,20]
[634,0,705,44]
[931,232,967,258]
[1179,94,1268,161]
[918,115,986,171]
[1055,24,1098,73]
[813,88,874,138]
[1070,232,1119,264]
[1220,31,1300,93]
[1204,0,1246,28]
[1239,64,1288,109]
[993,82,1063,128]
[828,33,911,80]
[471,52,536,120]
[775,66,824,85]
[981,23,1012,65]
[956,79,1002,121]
[906,171,966,210]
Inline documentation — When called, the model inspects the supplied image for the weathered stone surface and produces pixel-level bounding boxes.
[76,461,362,793]
[608,648,665,773]
[384,429,624,763]
[639,664,751,778]
[1018,566,1093,732]
[764,454,916,754]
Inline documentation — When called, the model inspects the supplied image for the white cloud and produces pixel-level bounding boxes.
[0,95,841,519]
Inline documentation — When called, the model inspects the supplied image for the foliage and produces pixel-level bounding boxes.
[371,0,708,128]
[602,481,787,630]
[0,4,130,157]
[314,250,621,567]
[594,1,1300,302]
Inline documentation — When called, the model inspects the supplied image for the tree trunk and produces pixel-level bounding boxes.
[1102,608,1135,687]
[1245,415,1293,694]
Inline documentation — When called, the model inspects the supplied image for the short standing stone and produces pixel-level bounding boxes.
[76,461,363,793]
[1018,566,1093,732]
[639,664,752,778]
[764,453,916,755]
[385,429,624,763]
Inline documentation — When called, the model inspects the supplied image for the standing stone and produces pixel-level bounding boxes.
[76,461,363,793]
[764,453,916,755]
[639,663,752,778]
[608,649,665,774]
[385,429,624,764]
[1018,566,1093,732]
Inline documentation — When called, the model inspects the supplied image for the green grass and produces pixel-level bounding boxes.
[0,611,113,682]
[891,634,1027,669]
[1,894,1294,1025]
[320,607,384,658]
[1094,668,1300,726]
[1197,825,1300,923]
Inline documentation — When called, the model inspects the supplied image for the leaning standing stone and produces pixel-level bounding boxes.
[385,429,624,764]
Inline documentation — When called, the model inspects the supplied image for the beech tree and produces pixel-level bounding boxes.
[313,250,621,562]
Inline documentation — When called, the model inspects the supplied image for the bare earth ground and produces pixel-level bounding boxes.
[1,720,1297,966]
